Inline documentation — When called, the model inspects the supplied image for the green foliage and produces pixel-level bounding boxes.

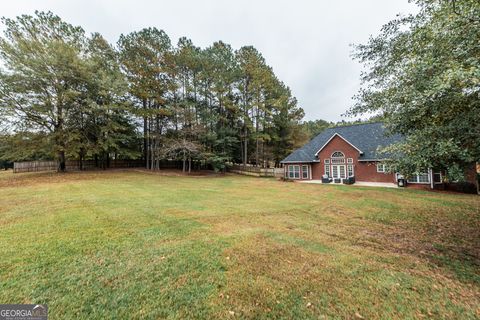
[349,0,480,175]
[0,11,140,168]
[0,11,305,170]
[301,119,332,139]
[0,132,53,161]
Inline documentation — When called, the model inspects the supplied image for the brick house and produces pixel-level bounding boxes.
[281,122,444,188]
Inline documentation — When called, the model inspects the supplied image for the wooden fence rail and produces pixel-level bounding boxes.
[228,164,283,178]
[13,160,145,173]
[13,161,58,173]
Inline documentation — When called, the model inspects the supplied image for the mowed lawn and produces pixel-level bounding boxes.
[0,170,479,319]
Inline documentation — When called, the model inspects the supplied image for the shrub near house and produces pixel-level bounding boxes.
[280,122,474,189]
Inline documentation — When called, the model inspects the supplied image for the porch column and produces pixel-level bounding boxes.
[429,168,434,189]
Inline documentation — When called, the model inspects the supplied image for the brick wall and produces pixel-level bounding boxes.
[315,135,395,182]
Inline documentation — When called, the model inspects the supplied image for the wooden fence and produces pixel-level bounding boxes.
[228,164,284,178]
[13,161,58,173]
[13,159,145,173]
[13,160,285,176]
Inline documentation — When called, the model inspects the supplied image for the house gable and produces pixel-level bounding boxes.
[317,135,361,162]
[314,133,363,156]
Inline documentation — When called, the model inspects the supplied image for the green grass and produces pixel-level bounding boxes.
[0,170,479,319]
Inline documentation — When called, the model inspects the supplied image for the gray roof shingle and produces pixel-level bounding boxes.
[281,122,403,163]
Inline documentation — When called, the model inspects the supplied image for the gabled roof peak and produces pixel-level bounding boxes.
[314,133,363,156]
[281,122,403,163]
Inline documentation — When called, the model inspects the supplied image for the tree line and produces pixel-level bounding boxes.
[0,11,306,172]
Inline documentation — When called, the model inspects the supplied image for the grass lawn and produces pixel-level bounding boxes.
[0,170,479,319]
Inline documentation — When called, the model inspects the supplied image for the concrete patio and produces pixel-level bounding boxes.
[299,180,398,188]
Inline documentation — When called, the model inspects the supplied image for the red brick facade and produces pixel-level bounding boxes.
[284,134,396,183]
[282,125,479,192]
[318,135,395,182]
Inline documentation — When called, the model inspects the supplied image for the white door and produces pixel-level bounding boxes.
[332,165,346,181]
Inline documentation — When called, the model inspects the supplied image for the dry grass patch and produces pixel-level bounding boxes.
[0,170,478,319]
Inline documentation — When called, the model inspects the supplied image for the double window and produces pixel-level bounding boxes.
[406,172,442,184]
[286,165,309,179]
[407,173,430,184]
[287,165,300,179]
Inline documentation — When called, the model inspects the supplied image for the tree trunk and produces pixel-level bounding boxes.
[255,105,259,167]
[143,99,148,169]
[244,128,248,168]
[476,162,479,195]
[146,116,151,170]
[79,151,83,171]
[55,102,66,172]
[58,150,66,172]
[182,149,186,173]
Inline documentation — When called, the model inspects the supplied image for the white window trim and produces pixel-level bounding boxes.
[302,165,309,179]
[347,164,354,177]
[331,151,345,158]
[347,158,353,164]
[407,172,430,184]
[433,172,443,184]
[377,163,387,173]
[286,165,301,179]
[324,159,330,164]
[331,158,345,164]
[324,164,330,177]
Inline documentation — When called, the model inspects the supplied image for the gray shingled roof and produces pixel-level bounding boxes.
[281,122,403,163]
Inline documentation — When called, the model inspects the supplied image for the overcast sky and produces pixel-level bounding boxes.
[0,0,417,121]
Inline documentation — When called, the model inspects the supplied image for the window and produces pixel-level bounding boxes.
[302,165,309,179]
[433,172,442,183]
[286,166,293,179]
[286,165,300,179]
[294,166,300,179]
[331,151,345,164]
[324,159,330,164]
[407,173,430,184]
[339,165,346,179]
[418,173,429,183]
[347,158,353,164]
[332,165,338,178]
[347,164,354,177]
[331,158,345,164]
[324,164,330,177]
[377,163,389,173]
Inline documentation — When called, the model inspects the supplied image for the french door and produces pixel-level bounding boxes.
[331,165,346,181]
